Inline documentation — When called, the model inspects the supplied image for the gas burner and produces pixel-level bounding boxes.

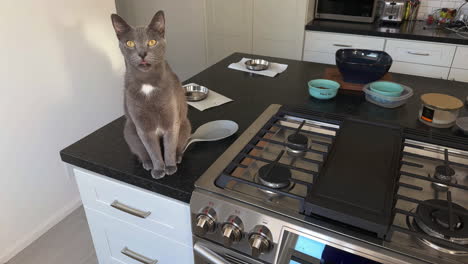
[432,149,458,191]
[407,211,468,255]
[257,163,292,189]
[286,121,309,156]
[414,199,468,243]
[434,165,456,181]
[406,198,468,255]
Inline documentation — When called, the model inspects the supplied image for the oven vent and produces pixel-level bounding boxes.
[403,128,429,138]
[323,112,346,121]
[280,106,344,124]
[404,128,468,151]
[224,254,250,264]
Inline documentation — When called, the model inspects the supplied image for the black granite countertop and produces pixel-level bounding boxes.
[306,19,468,45]
[60,53,468,203]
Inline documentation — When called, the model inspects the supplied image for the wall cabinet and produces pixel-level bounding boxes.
[206,0,314,65]
[71,167,193,264]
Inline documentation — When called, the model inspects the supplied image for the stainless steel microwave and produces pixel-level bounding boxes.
[315,0,379,23]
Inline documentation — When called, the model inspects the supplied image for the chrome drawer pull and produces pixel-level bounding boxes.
[333,44,352,47]
[111,200,151,218]
[121,247,158,264]
[407,51,430,56]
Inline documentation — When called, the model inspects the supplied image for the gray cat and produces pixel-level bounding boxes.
[111,11,191,179]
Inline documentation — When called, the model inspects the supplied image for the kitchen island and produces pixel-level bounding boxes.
[61,52,468,203]
[61,53,468,264]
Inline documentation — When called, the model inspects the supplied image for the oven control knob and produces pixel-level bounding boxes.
[222,215,243,247]
[248,225,273,258]
[195,207,216,236]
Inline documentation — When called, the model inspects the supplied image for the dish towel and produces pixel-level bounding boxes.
[228,58,288,77]
[184,83,233,111]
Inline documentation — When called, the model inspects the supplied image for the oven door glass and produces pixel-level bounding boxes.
[317,0,375,17]
[278,231,382,264]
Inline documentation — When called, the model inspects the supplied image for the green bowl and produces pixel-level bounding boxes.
[308,79,340,100]
[369,81,404,97]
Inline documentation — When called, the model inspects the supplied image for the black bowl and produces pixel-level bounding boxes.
[336,49,393,84]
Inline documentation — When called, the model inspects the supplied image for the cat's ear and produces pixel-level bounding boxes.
[111,14,131,39]
[149,11,165,37]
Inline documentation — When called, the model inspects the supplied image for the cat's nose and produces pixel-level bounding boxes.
[138,52,147,59]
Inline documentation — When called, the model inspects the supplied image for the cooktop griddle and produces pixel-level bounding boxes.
[303,119,403,239]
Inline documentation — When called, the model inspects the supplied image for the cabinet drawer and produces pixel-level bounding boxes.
[303,50,335,65]
[385,40,456,67]
[304,31,385,54]
[390,61,450,79]
[85,208,193,264]
[449,68,468,83]
[452,47,468,70]
[73,168,192,245]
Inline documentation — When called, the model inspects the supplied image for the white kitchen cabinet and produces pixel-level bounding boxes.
[303,50,336,65]
[74,168,192,244]
[206,0,315,65]
[302,31,385,65]
[303,30,468,82]
[390,61,450,79]
[85,208,193,264]
[452,46,468,70]
[385,39,456,68]
[252,0,310,60]
[71,167,193,264]
[205,0,253,66]
[449,68,468,82]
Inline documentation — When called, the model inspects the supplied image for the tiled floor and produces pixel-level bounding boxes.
[7,207,98,264]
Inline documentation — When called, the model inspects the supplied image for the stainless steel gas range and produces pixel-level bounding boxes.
[190,104,468,264]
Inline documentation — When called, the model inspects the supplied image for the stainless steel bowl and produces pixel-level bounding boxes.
[183,84,209,102]
[244,59,270,71]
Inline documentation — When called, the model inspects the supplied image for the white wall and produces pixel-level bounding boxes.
[115,0,207,81]
[0,0,124,262]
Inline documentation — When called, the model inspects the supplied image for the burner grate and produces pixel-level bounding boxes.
[215,108,340,203]
[389,140,468,254]
[214,105,468,258]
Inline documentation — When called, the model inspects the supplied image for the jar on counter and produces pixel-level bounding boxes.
[419,93,463,128]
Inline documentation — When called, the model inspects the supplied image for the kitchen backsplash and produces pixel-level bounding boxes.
[417,0,468,19]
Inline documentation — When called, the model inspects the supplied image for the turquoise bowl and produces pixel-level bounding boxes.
[369,81,404,97]
[308,79,340,100]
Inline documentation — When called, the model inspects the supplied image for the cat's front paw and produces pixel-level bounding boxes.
[151,169,166,179]
[176,155,183,164]
[142,161,153,171]
[165,166,177,175]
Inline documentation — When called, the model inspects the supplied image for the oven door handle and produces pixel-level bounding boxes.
[194,242,231,264]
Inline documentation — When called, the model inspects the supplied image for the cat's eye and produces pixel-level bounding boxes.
[148,39,157,47]
[126,41,135,48]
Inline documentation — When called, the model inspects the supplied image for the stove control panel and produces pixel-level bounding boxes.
[222,215,244,247]
[194,207,217,236]
[190,192,281,263]
[248,225,273,258]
